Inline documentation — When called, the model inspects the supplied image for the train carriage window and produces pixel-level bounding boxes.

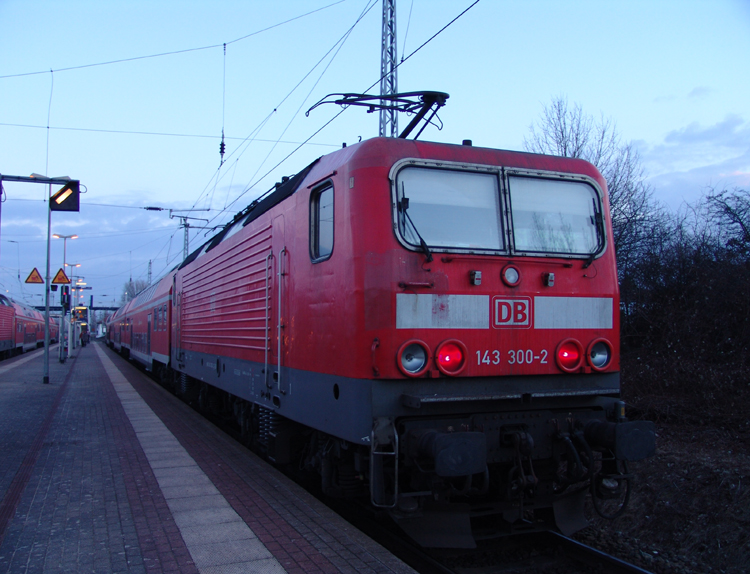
[508,176,600,255]
[396,167,504,251]
[310,184,334,261]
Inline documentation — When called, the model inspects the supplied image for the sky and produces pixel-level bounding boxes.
[1,0,748,310]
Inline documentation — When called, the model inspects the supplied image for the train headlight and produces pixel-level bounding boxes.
[555,339,583,372]
[398,340,430,377]
[587,339,612,371]
[501,265,520,287]
[436,339,467,376]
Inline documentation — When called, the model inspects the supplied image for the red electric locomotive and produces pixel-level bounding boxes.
[108,124,654,546]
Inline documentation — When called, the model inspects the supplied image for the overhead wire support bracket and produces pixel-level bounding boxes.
[306,90,449,140]
[169,209,212,260]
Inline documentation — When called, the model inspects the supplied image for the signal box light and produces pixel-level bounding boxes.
[49,181,80,212]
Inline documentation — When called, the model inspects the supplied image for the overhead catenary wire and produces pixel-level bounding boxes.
[45,70,53,177]
[221,42,227,165]
[222,0,379,217]
[401,0,415,62]
[0,0,349,80]
[215,0,482,223]
[11,2,481,298]
[0,123,341,147]
[207,43,228,212]
[179,0,369,221]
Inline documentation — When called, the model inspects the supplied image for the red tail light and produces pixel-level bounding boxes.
[556,339,583,372]
[436,340,467,376]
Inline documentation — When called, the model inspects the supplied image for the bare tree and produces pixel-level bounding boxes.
[524,96,658,275]
[705,187,750,256]
[120,279,150,304]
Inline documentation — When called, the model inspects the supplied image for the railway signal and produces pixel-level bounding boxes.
[0,173,82,384]
[49,180,80,212]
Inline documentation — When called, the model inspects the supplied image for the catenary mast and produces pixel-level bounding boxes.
[379,0,397,137]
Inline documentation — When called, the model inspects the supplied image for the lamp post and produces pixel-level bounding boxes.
[53,234,78,270]
[75,279,90,345]
[53,234,77,361]
[68,266,82,356]
[0,173,81,384]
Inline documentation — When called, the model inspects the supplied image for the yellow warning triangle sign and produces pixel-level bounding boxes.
[52,268,71,284]
[25,268,44,284]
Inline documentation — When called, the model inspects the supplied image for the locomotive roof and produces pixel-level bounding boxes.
[178,157,320,270]
[174,136,606,271]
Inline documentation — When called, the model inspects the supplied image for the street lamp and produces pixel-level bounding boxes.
[52,233,78,271]
[53,234,78,362]
[68,267,83,356]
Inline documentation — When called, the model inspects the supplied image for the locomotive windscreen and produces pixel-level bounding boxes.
[508,175,600,255]
[397,167,504,250]
[395,164,603,258]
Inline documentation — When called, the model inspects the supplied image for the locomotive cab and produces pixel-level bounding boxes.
[327,138,656,546]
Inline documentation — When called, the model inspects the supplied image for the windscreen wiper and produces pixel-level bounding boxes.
[583,197,604,269]
[399,185,433,263]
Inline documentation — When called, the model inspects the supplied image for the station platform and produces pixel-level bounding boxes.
[0,342,416,574]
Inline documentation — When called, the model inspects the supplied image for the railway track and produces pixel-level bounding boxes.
[544,531,655,574]
[321,492,654,574]
[136,353,654,574]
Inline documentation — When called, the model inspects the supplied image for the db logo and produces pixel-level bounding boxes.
[492,297,532,328]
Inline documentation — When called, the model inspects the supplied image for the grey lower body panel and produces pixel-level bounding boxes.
[174,346,620,449]
[174,347,374,446]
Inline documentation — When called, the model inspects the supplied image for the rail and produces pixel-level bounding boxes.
[544,531,655,574]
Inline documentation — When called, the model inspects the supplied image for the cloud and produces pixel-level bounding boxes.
[653,86,711,105]
[647,151,750,208]
[640,115,750,208]
[663,113,746,146]
[687,86,711,99]
[653,94,678,104]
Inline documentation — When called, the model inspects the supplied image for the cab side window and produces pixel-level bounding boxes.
[310,184,334,262]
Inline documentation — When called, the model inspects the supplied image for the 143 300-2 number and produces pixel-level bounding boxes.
[476,349,549,365]
[507,349,548,365]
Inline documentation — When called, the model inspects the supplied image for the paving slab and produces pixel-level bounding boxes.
[0,342,418,574]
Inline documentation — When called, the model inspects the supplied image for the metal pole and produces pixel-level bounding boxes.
[379,0,398,137]
[71,279,77,351]
[183,218,189,260]
[43,185,51,384]
[60,238,67,362]
[68,300,73,357]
